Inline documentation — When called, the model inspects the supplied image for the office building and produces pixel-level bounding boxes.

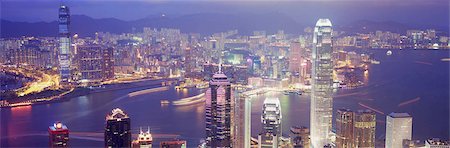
[48,121,69,147]
[205,69,233,147]
[385,113,412,148]
[289,41,302,74]
[105,108,131,147]
[234,92,252,148]
[160,140,187,148]
[310,18,334,148]
[102,47,115,80]
[354,110,376,148]
[132,127,153,148]
[58,4,72,83]
[258,98,282,148]
[425,138,450,148]
[335,109,354,148]
[77,45,114,82]
[290,126,310,148]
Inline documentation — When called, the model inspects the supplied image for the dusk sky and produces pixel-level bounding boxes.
[1,0,449,27]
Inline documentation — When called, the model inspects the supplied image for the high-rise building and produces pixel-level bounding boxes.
[48,121,69,147]
[77,45,114,83]
[78,45,103,82]
[310,18,334,148]
[335,109,354,148]
[160,140,187,148]
[58,4,71,83]
[290,126,310,148]
[132,127,153,148]
[425,138,450,148]
[354,110,376,148]
[105,108,131,147]
[289,41,302,74]
[258,98,282,148]
[385,113,412,148]
[234,91,252,148]
[205,69,233,147]
[102,47,115,80]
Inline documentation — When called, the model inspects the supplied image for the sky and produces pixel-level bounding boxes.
[1,0,449,27]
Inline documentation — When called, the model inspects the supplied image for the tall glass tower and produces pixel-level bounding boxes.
[58,5,71,83]
[310,18,333,148]
[258,97,282,148]
[205,70,232,147]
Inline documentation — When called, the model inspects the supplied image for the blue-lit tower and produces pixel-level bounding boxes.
[58,4,71,83]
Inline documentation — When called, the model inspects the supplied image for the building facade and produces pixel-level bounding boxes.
[385,113,412,148]
[132,127,152,148]
[205,70,233,147]
[48,121,69,147]
[258,98,282,148]
[336,109,354,148]
[105,108,131,147]
[310,18,334,148]
[58,5,72,83]
[354,110,376,148]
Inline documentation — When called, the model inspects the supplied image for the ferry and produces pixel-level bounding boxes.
[160,100,170,105]
[386,50,392,56]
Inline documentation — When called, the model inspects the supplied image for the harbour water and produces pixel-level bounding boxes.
[1,49,449,147]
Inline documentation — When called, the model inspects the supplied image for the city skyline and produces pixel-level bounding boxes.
[0,1,449,148]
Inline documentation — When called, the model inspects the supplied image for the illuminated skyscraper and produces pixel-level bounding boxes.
[258,98,282,148]
[48,121,69,147]
[335,109,354,148]
[385,113,412,148]
[354,110,376,148]
[58,4,71,83]
[132,127,153,148]
[289,41,302,73]
[205,69,233,147]
[310,18,334,148]
[234,92,252,148]
[105,108,131,147]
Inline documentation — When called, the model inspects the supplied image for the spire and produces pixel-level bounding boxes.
[147,126,150,133]
[140,126,143,133]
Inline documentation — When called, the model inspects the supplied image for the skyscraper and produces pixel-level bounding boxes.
[58,4,71,83]
[290,126,310,148]
[335,109,354,148]
[205,69,233,147]
[132,127,153,148]
[289,41,302,73]
[310,18,334,148]
[354,110,376,148]
[385,113,412,148]
[48,121,69,147]
[233,91,252,148]
[105,108,131,147]
[258,98,282,148]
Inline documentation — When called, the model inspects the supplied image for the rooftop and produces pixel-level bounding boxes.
[388,112,411,118]
[106,108,129,120]
[316,19,332,27]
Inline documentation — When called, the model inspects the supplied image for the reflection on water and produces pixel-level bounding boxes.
[1,49,449,147]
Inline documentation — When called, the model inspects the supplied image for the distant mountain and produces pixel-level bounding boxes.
[1,13,445,38]
[336,20,449,36]
[1,13,306,38]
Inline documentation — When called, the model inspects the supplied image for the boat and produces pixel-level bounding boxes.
[160,100,170,105]
[386,50,392,56]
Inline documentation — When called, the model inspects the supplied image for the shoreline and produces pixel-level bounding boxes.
[0,78,175,108]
